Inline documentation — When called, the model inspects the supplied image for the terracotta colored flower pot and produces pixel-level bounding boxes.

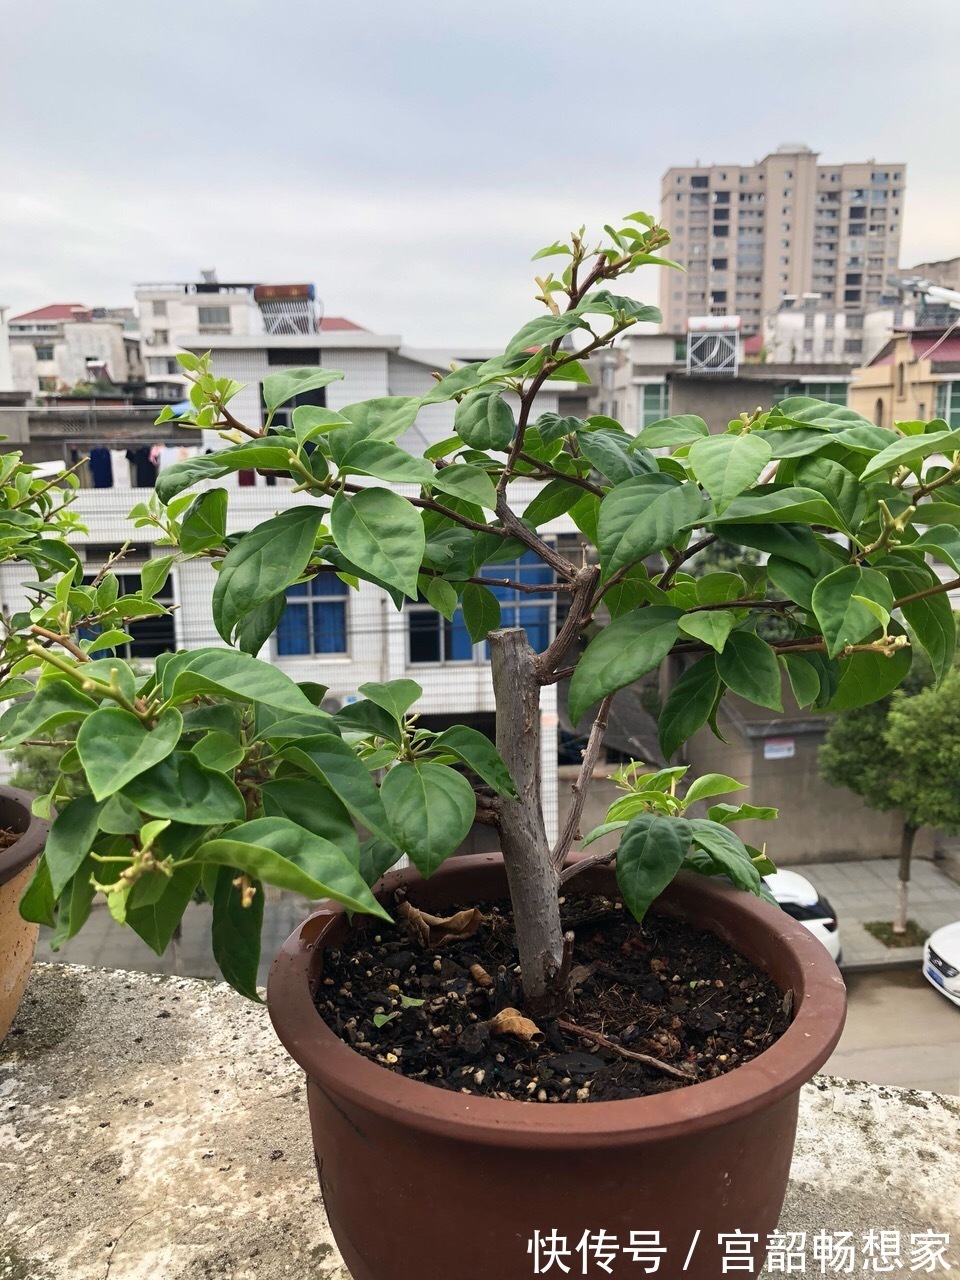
[269,854,846,1280]
[0,786,49,1043]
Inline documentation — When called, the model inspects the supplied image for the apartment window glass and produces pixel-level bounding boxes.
[712,191,730,204]
[153,329,169,344]
[711,258,728,271]
[691,176,708,189]
[152,300,167,317]
[642,382,669,428]
[81,567,175,658]
[407,553,554,663]
[35,345,54,361]
[198,306,230,330]
[936,384,960,428]
[276,577,348,655]
[673,339,687,362]
[261,382,326,431]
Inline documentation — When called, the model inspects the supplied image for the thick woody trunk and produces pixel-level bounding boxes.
[488,628,567,1019]
[892,822,917,935]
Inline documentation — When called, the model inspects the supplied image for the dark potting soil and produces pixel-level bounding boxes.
[315,892,792,1103]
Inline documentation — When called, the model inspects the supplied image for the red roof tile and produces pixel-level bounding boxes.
[10,303,90,322]
[319,316,366,331]
[744,333,764,356]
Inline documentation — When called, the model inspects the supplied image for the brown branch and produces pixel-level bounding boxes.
[515,453,604,497]
[559,848,618,885]
[217,403,262,440]
[557,1019,696,1082]
[686,597,794,614]
[657,534,718,590]
[537,565,601,677]
[29,625,89,663]
[893,574,960,609]
[551,694,612,870]
[340,480,513,539]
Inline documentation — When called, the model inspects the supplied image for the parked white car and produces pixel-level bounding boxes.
[923,923,960,1009]
[764,870,842,963]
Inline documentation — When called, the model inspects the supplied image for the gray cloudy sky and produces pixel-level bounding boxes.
[2,0,959,345]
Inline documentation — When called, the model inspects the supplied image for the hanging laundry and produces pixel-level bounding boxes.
[238,470,255,487]
[109,450,132,489]
[149,444,163,467]
[69,447,91,488]
[126,447,159,488]
[88,447,113,489]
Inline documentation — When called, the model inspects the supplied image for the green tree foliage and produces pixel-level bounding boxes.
[885,667,960,835]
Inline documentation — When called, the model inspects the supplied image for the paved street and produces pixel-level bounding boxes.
[826,970,960,1095]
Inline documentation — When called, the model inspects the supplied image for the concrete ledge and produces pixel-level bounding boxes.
[2,964,959,1279]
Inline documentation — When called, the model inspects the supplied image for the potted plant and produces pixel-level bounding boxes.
[13,214,960,1276]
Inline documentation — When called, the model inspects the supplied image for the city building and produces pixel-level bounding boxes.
[8,303,141,398]
[893,257,960,292]
[595,327,853,434]
[659,144,905,347]
[761,294,919,367]
[850,321,960,430]
[0,306,13,392]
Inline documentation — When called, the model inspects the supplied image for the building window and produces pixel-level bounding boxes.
[937,384,960,428]
[38,377,58,392]
[843,339,863,355]
[276,577,348,655]
[152,300,167,317]
[197,306,231,331]
[407,553,555,663]
[673,339,687,362]
[712,191,730,204]
[261,382,326,431]
[147,357,180,376]
[776,382,847,405]
[642,382,670,428]
[35,345,54,361]
[691,176,708,189]
[153,329,169,345]
[81,568,175,658]
[896,362,907,400]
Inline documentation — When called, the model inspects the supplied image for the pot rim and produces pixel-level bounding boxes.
[0,786,48,889]
[268,854,846,1149]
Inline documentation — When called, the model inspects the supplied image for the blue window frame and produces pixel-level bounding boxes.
[276,576,348,655]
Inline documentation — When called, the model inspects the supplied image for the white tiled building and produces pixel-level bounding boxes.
[0,324,581,841]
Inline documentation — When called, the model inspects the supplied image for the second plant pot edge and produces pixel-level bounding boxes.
[268,852,847,1149]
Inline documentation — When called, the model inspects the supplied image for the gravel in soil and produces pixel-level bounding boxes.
[315,892,792,1103]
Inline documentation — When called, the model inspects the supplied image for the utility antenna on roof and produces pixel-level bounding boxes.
[200,269,218,284]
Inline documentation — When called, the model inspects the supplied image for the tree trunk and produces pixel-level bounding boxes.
[892,822,917,935]
[488,628,567,1019]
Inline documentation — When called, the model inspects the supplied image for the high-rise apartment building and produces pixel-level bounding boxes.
[659,145,906,350]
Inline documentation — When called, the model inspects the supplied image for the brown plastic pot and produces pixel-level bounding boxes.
[0,786,49,1043]
[269,854,846,1280]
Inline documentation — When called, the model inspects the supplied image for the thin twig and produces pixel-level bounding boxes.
[538,565,600,676]
[557,1019,696,1082]
[559,848,618,885]
[29,625,89,662]
[552,693,612,869]
[893,574,960,609]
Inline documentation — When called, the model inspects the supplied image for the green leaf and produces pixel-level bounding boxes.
[659,655,721,759]
[279,733,393,843]
[120,752,246,824]
[454,391,515,451]
[76,707,183,801]
[261,367,344,415]
[505,313,588,358]
[521,478,584,528]
[811,566,894,658]
[357,679,422,724]
[716,632,782,711]
[709,486,843,529]
[534,412,585,444]
[683,774,747,804]
[431,463,498,511]
[572,291,661,325]
[211,866,264,1001]
[126,862,202,955]
[707,802,778,825]
[165,648,318,715]
[18,855,55,927]
[338,396,422,443]
[431,725,516,798]
[860,428,960,481]
[793,456,865,532]
[461,583,501,642]
[575,429,656,485]
[687,819,761,894]
[260,778,360,866]
[380,762,476,877]
[616,814,693,922]
[49,855,98,947]
[677,610,737,653]
[826,631,912,711]
[45,795,102,896]
[568,607,682,725]
[337,440,434,484]
[330,487,425,600]
[715,522,822,571]
[235,591,286,657]
[420,363,485,405]
[899,588,956,685]
[597,475,703,578]
[569,492,601,543]
[907,524,960,575]
[212,507,324,644]
[358,836,402,887]
[688,433,772,512]
[292,405,351,444]
[179,489,228,554]
[197,816,390,918]
[422,575,459,621]
[780,654,822,709]
[0,680,98,749]
[635,415,709,450]
[98,793,141,834]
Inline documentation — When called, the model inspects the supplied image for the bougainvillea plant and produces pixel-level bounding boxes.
[12,213,960,1014]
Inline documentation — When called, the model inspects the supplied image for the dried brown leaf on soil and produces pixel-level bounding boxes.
[396,899,484,947]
